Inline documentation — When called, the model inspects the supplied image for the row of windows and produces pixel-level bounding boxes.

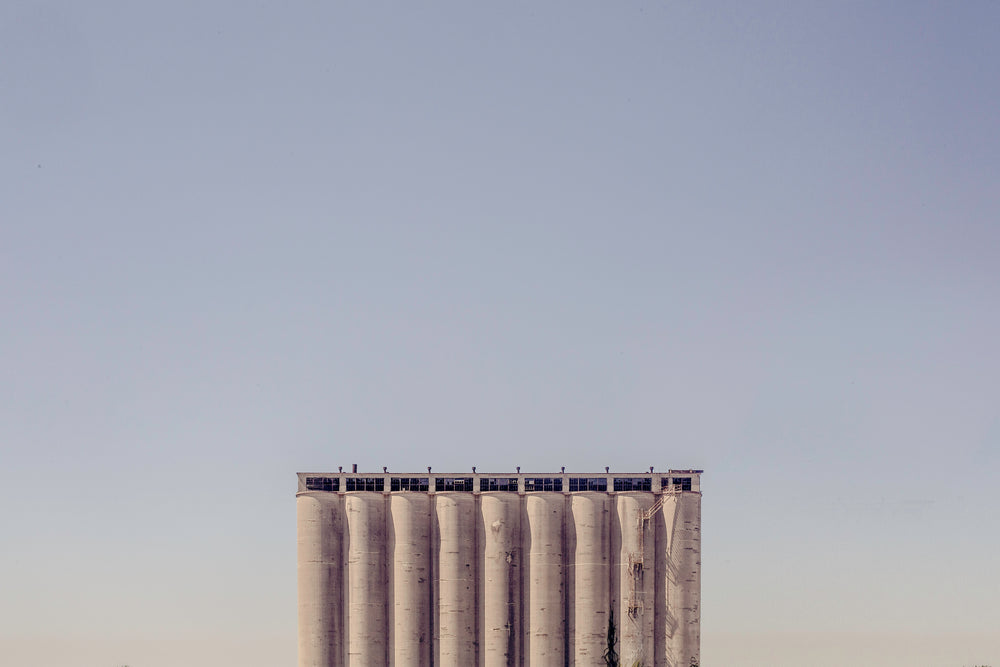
[390,477,430,492]
[523,477,563,492]
[345,477,384,492]
[435,477,475,492]
[481,477,518,492]
[309,476,693,493]
[568,478,608,492]
[614,477,653,492]
[304,477,339,491]
[662,476,693,491]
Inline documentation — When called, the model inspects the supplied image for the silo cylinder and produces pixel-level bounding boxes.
[479,493,521,667]
[389,493,431,667]
[345,493,387,667]
[656,492,701,667]
[524,493,565,664]
[617,493,655,667]
[297,492,345,667]
[569,492,610,665]
[435,493,477,666]
[654,494,675,667]
[670,492,701,667]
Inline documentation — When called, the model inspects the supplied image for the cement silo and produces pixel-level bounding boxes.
[524,493,565,665]
[296,469,702,667]
[478,492,521,667]
[663,491,701,667]
[297,492,344,667]
[345,493,387,666]
[434,492,477,666]
[616,492,656,667]
[388,493,430,666]
[568,492,610,665]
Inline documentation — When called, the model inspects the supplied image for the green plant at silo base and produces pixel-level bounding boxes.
[603,608,619,667]
[602,607,649,667]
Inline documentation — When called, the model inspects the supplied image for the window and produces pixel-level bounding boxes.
[390,477,429,492]
[523,477,562,492]
[345,477,384,492]
[568,477,607,492]
[660,476,692,492]
[435,477,474,492]
[480,477,518,492]
[613,477,652,492]
[305,477,339,492]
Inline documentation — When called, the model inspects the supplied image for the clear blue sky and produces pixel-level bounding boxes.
[2,2,997,665]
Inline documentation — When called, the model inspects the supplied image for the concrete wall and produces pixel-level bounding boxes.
[567,493,610,666]
[297,473,701,667]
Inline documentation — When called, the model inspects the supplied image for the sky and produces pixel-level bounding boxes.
[1,1,998,665]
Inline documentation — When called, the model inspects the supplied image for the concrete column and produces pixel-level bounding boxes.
[434,493,477,667]
[524,494,565,665]
[345,493,387,667]
[297,493,345,667]
[617,493,655,667]
[670,493,701,667]
[656,492,701,667]
[388,493,431,666]
[568,492,611,666]
[654,495,673,667]
[479,493,521,667]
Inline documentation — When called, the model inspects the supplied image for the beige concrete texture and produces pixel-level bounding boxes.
[434,492,478,666]
[345,493,387,666]
[567,492,611,666]
[297,471,702,667]
[479,492,522,667]
[388,493,431,666]
[297,493,344,667]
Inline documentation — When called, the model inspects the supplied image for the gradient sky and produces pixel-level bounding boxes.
[2,2,998,666]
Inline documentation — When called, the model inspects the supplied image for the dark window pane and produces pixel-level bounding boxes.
[305,477,337,491]
[436,477,472,492]
[481,477,517,492]
[569,477,604,492]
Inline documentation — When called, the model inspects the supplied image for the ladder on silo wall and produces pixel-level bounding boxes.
[626,494,667,616]
[622,494,668,666]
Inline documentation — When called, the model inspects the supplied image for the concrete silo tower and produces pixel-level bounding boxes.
[297,468,701,666]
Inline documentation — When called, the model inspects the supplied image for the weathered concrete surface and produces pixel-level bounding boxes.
[568,492,611,666]
[297,493,344,667]
[479,492,521,667]
[434,493,477,666]
[388,493,430,666]
[297,471,702,667]
[617,493,656,667]
[657,492,702,667]
[345,493,386,666]
[524,493,565,665]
